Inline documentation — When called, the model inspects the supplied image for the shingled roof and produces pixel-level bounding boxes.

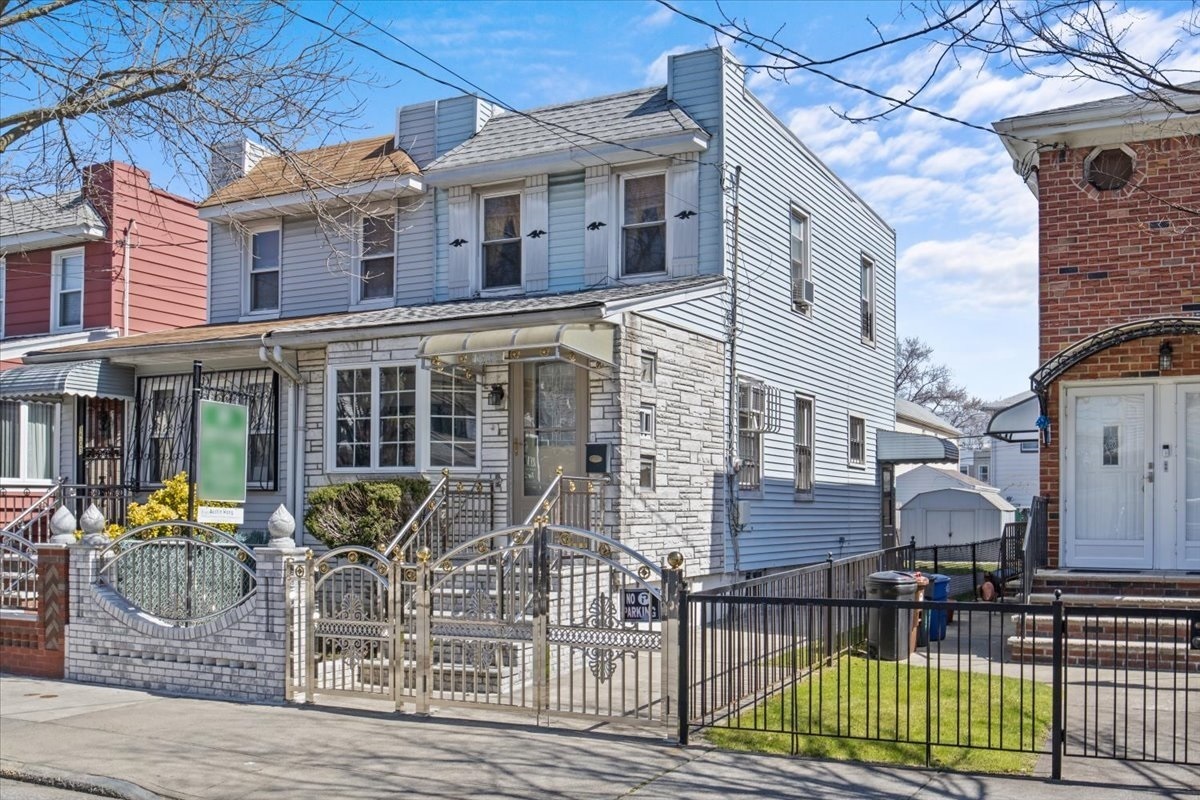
[201,135,420,208]
[428,87,707,172]
[0,191,106,241]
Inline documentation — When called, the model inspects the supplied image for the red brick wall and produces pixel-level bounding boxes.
[1037,135,1200,362]
[0,546,69,679]
[1041,338,1200,566]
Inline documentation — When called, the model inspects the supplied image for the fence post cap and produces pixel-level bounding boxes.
[49,505,78,544]
[667,551,684,570]
[267,504,297,549]
[80,503,108,546]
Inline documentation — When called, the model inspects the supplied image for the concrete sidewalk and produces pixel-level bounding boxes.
[1,676,1196,799]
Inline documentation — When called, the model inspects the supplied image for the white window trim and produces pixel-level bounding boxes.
[50,247,85,333]
[325,362,482,474]
[1020,440,1040,453]
[790,205,812,315]
[478,188,524,295]
[639,404,656,439]
[0,256,6,339]
[848,413,866,468]
[0,399,59,485]
[243,220,282,319]
[352,206,397,308]
[794,393,815,499]
[859,253,876,346]
[640,352,657,386]
[638,453,656,491]
[614,166,670,282]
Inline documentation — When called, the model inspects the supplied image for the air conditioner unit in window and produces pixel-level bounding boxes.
[793,279,815,308]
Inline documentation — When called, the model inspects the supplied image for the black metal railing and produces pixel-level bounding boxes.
[911,525,1026,601]
[704,545,913,600]
[1023,497,1049,600]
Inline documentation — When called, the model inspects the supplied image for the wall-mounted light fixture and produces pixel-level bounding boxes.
[487,384,506,408]
[1159,341,1174,372]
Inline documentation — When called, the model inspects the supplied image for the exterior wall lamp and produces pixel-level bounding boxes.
[1159,341,1173,371]
[487,383,506,408]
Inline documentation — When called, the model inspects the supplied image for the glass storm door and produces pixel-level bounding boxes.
[1178,384,1200,569]
[510,362,587,523]
[1065,387,1154,569]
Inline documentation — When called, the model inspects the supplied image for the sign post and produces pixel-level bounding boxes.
[197,398,248,524]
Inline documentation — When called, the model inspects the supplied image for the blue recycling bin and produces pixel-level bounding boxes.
[927,574,951,641]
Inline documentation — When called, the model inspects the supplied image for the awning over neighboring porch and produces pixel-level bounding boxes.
[876,430,958,465]
[986,392,1041,443]
[0,360,135,400]
[416,323,616,375]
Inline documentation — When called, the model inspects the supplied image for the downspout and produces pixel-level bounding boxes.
[121,219,138,336]
[260,334,305,532]
[727,165,743,574]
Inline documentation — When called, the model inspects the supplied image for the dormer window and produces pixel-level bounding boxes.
[482,193,521,290]
[359,213,395,301]
[248,224,281,314]
[621,173,666,276]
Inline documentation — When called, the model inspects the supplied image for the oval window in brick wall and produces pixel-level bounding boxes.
[1085,147,1134,191]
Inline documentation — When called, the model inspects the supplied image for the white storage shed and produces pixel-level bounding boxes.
[900,488,1017,548]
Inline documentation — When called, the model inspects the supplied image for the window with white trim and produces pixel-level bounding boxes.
[978,464,990,483]
[737,378,782,492]
[794,394,814,497]
[481,193,521,290]
[790,207,812,311]
[330,364,480,471]
[639,404,655,438]
[1,257,6,338]
[1020,440,1039,453]
[358,213,395,301]
[248,225,281,313]
[848,415,866,466]
[859,255,875,343]
[52,248,84,331]
[640,353,657,385]
[621,173,666,276]
[0,400,56,481]
[639,454,656,490]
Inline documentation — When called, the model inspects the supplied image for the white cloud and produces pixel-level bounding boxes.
[639,2,677,29]
[643,45,695,85]
[897,232,1037,314]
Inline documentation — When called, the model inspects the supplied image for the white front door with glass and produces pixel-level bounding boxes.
[510,362,587,523]
[1064,381,1200,570]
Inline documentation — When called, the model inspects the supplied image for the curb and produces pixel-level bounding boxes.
[0,758,170,800]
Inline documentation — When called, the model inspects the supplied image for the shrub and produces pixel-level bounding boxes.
[117,471,236,539]
[304,478,430,551]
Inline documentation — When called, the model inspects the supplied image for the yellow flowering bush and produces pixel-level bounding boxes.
[115,472,236,539]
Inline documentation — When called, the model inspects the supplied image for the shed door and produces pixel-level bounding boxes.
[923,509,976,548]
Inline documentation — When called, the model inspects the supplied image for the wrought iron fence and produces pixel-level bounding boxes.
[385,472,497,563]
[1022,497,1049,600]
[0,481,131,542]
[524,471,606,531]
[911,526,1026,601]
[97,521,257,626]
[0,530,39,612]
[702,545,913,600]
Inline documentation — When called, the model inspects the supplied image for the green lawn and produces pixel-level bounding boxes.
[914,560,999,576]
[706,656,1052,774]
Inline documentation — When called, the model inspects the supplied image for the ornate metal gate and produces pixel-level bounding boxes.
[288,523,684,734]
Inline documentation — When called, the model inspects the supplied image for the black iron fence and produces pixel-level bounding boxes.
[681,592,1197,775]
[911,525,1026,601]
[704,545,912,600]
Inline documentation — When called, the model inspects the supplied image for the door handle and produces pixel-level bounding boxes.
[1146,461,1154,484]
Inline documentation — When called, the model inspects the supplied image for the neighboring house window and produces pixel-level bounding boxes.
[330,364,480,471]
[429,371,476,468]
[640,353,657,385]
[133,369,278,490]
[848,415,866,466]
[959,465,970,474]
[1020,441,1039,453]
[248,226,281,313]
[0,257,6,339]
[359,213,396,301]
[639,454,656,490]
[979,465,990,483]
[622,173,666,276]
[52,248,84,331]
[639,404,655,438]
[738,382,764,492]
[481,193,521,290]
[790,207,812,311]
[0,400,56,481]
[794,395,814,497]
[859,255,875,343]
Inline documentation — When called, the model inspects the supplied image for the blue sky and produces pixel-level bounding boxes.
[71,0,1200,402]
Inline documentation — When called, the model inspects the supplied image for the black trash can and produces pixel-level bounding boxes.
[867,570,919,660]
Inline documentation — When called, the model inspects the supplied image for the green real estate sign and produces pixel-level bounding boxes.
[197,399,248,504]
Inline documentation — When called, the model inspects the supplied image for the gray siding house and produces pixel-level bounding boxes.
[26,48,900,586]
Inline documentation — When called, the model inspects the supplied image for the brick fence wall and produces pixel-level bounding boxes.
[0,545,69,678]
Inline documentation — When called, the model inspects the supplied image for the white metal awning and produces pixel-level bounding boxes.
[987,393,1041,443]
[876,430,959,465]
[416,323,616,378]
[0,359,134,401]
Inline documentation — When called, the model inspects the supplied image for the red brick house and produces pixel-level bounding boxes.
[990,85,1199,576]
[0,162,206,493]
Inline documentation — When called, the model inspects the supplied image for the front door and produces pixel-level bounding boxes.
[78,397,125,487]
[510,362,588,523]
[1064,382,1200,570]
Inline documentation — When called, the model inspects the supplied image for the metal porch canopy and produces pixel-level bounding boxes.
[0,359,134,401]
[876,430,958,464]
[416,323,616,375]
[986,393,1041,443]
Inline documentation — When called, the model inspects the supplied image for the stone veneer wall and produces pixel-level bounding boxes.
[65,546,301,702]
[608,314,727,579]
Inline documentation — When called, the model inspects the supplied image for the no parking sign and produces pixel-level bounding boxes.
[622,588,660,622]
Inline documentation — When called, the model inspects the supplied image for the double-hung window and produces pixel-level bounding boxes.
[330,365,479,471]
[622,174,666,276]
[0,400,56,481]
[794,395,814,497]
[359,213,396,301]
[860,255,875,343]
[52,248,84,331]
[248,225,281,314]
[848,415,866,466]
[481,193,521,290]
[790,208,812,311]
